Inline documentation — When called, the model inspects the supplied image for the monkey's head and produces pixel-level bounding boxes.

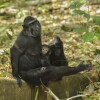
[22,16,41,37]
[49,36,63,48]
[42,45,51,56]
[49,36,63,56]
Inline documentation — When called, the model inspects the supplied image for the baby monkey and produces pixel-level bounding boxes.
[42,44,51,56]
[41,44,51,67]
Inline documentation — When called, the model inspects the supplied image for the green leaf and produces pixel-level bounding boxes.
[82,32,100,41]
[92,16,100,25]
[82,32,94,42]
[94,49,100,55]
[73,26,88,33]
[61,25,73,32]
[70,0,86,9]
[83,13,90,20]
[73,10,90,20]
[73,10,85,15]
[0,3,9,8]
[94,33,100,39]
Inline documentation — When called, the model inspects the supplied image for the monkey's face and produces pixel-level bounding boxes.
[49,36,63,48]
[42,45,51,56]
[22,16,41,37]
[49,36,63,56]
[29,21,41,37]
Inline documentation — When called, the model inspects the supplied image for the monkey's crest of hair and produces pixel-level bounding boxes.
[49,35,63,48]
[23,16,37,27]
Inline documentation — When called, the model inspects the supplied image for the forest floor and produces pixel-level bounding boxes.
[0,0,100,99]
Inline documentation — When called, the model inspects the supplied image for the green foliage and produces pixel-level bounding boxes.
[94,49,100,55]
[6,29,13,40]
[81,24,100,41]
[93,26,100,33]
[61,25,73,32]
[82,32,94,42]
[70,4,91,20]
[82,32,100,42]
[94,33,100,39]
[0,24,14,45]
[92,16,100,25]
[0,34,9,45]
[0,48,10,78]
[0,0,16,8]
[0,3,9,8]
[69,0,100,41]
[70,0,86,9]
[73,26,88,33]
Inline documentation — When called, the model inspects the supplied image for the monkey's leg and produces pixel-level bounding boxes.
[20,67,50,85]
[20,64,92,85]
[42,63,92,81]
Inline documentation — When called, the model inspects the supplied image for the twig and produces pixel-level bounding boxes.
[45,87,60,100]
[66,94,90,100]
[34,86,39,100]
[82,74,100,91]
[40,79,60,100]
[86,52,100,65]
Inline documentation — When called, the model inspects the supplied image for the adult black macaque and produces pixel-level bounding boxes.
[10,16,92,87]
[49,36,68,66]
[48,36,92,70]
[10,16,46,86]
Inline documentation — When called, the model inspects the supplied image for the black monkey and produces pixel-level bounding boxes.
[48,36,92,70]
[49,36,68,66]
[42,44,51,56]
[42,36,92,80]
[10,16,48,86]
[41,44,51,67]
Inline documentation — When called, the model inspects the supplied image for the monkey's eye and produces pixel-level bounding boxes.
[42,47,49,55]
[42,48,47,52]
[45,49,48,53]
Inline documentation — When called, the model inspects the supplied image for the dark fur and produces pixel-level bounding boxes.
[43,36,92,80]
[49,36,68,66]
[10,16,47,86]
[41,44,51,67]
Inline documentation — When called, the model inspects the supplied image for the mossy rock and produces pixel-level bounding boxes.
[0,72,99,100]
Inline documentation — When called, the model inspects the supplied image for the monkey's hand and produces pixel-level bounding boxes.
[13,74,22,87]
[78,62,93,71]
[40,67,47,71]
[16,75,22,87]
[12,72,22,87]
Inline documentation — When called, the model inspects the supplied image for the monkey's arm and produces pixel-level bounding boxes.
[42,63,92,82]
[10,36,28,86]
[10,36,28,77]
[10,47,23,87]
[10,47,21,77]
